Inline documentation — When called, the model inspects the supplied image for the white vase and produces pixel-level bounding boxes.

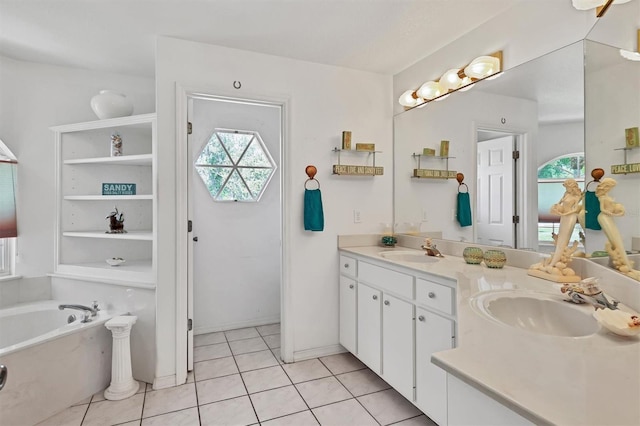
[90,90,134,119]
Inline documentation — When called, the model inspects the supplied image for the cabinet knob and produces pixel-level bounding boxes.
[372,295,378,300]
[344,263,349,268]
[428,292,436,299]
[349,284,354,289]
[418,315,425,322]
[384,300,390,306]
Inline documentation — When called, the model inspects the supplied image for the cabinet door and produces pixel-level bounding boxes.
[357,283,381,374]
[382,293,414,401]
[416,307,454,426]
[339,275,357,353]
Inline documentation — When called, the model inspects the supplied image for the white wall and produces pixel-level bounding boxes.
[0,55,155,278]
[156,37,393,382]
[537,121,584,167]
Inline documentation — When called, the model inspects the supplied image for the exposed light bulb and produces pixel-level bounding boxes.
[435,94,450,102]
[439,69,462,90]
[620,49,640,61]
[464,56,500,79]
[416,81,445,100]
[572,0,632,10]
[399,90,419,107]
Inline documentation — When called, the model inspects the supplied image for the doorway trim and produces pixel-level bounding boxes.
[473,122,535,250]
[175,84,292,385]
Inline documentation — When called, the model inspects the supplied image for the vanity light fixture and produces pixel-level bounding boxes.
[398,51,502,108]
[572,0,633,17]
[620,29,640,61]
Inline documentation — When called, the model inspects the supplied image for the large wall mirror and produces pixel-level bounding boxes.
[393,9,639,258]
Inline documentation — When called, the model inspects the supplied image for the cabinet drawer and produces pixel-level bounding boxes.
[359,262,413,299]
[340,255,357,276]
[416,278,454,315]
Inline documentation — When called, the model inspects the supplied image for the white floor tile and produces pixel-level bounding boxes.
[194,342,232,362]
[319,352,366,375]
[282,359,332,384]
[295,376,352,408]
[143,383,197,418]
[261,410,319,426]
[194,356,238,381]
[336,368,391,396]
[241,365,292,394]
[256,323,281,336]
[271,348,283,364]
[71,395,92,407]
[224,327,260,341]
[357,388,422,425]
[141,407,199,426]
[234,349,279,372]
[312,398,378,426]
[199,395,258,426]
[196,373,247,405]
[249,385,308,422]
[392,414,438,426]
[82,393,144,426]
[114,421,140,426]
[36,404,88,426]
[263,333,281,349]
[194,331,226,346]
[229,336,269,355]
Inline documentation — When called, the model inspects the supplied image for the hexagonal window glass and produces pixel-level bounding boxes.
[195,129,276,202]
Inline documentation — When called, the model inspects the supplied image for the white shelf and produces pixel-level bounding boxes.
[54,259,155,287]
[64,154,152,166]
[62,230,153,241]
[64,195,153,201]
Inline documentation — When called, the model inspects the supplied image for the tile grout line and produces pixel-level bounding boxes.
[279,358,324,426]
[231,331,261,424]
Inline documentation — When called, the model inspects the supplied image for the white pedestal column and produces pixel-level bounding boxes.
[104,315,140,400]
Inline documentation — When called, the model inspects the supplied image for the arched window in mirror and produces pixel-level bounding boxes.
[0,139,17,277]
[537,152,585,252]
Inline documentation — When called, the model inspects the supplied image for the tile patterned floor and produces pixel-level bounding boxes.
[38,324,436,426]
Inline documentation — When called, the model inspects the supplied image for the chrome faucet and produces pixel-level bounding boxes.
[58,304,98,323]
[561,278,619,311]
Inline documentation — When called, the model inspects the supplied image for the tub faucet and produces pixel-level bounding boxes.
[58,304,98,323]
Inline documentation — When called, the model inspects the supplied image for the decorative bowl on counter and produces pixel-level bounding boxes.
[593,308,640,337]
[380,236,397,247]
[483,250,507,268]
[463,247,484,264]
[106,257,126,266]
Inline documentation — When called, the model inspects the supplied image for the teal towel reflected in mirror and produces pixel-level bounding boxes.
[584,190,601,230]
[304,189,324,231]
[457,192,472,227]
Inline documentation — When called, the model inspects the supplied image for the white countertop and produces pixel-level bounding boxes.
[340,245,640,426]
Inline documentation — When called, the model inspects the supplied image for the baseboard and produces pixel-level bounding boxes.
[293,344,346,362]
[153,374,177,390]
[194,315,281,335]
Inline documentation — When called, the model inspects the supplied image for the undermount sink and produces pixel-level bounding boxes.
[470,291,600,337]
[379,251,440,264]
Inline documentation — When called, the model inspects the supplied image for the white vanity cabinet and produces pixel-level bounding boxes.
[339,251,457,425]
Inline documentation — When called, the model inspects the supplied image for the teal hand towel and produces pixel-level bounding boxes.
[304,189,324,231]
[456,192,472,227]
[584,190,601,230]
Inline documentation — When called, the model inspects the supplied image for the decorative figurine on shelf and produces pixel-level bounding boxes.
[111,133,123,157]
[596,178,640,281]
[106,207,127,234]
[528,178,583,282]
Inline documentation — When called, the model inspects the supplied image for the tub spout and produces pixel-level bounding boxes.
[58,304,97,323]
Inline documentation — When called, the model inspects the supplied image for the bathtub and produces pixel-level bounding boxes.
[0,301,115,426]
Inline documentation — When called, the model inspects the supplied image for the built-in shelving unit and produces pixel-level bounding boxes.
[611,146,640,175]
[411,153,456,179]
[51,113,157,286]
[332,147,384,176]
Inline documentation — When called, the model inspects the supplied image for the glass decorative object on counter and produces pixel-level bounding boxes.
[483,250,506,268]
[463,247,484,264]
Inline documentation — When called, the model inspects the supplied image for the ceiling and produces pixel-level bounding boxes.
[0,0,527,78]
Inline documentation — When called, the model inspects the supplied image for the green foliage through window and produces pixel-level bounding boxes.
[195,129,276,202]
[537,153,585,179]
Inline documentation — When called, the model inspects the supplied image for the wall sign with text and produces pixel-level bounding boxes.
[102,183,137,195]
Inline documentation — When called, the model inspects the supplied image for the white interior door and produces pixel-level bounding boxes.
[187,96,282,354]
[476,136,514,247]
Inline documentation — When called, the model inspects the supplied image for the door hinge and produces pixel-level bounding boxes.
[512,150,520,160]
[512,215,520,224]
[187,122,193,135]
[188,220,193,232]
[187,318,193,331]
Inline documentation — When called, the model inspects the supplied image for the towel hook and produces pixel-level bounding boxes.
[585,168,604,192]
[305,165,320,189]
[456,172,469,193]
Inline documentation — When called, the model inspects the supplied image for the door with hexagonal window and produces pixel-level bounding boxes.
[187,96,282,368]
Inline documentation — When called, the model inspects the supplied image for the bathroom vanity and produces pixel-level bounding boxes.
[338,242,640,426]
